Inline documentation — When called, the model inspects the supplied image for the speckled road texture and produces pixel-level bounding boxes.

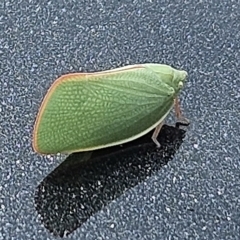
[0,0,239,239]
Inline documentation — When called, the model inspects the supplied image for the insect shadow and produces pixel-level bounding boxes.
[35,124,187,237]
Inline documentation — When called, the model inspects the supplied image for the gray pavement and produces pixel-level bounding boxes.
[0,0,239,239]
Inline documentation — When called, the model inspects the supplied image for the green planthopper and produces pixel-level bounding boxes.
[32,63,189,154]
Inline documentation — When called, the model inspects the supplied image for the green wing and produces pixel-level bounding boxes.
[35,67,175,153]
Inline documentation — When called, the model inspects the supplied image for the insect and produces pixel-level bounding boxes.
[32,63,189,154]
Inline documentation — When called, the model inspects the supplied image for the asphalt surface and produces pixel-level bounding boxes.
[1,0,239,239]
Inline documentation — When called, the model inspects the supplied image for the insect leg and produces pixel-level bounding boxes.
[151,121,164,147]
[174,97,190,125]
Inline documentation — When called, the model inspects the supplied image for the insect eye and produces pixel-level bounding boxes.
[178,81,183,88]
